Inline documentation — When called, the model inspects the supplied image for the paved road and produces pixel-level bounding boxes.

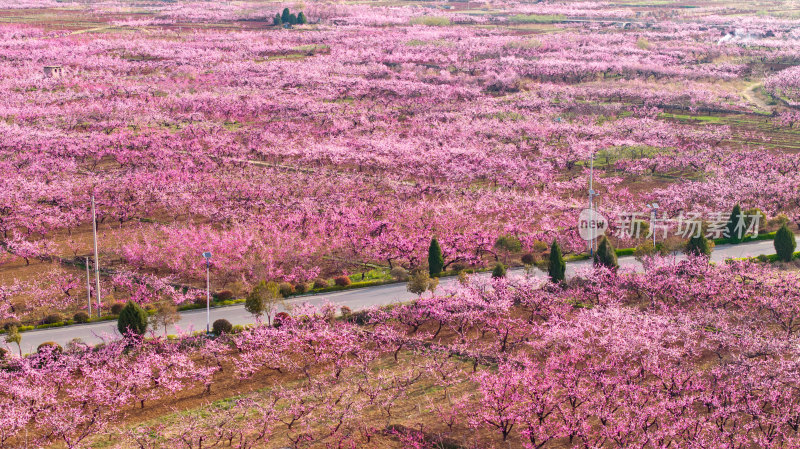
[15,237,794,353]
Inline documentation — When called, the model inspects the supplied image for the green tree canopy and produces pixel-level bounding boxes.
[118,301,148,336]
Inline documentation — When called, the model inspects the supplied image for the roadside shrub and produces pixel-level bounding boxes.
[212,319,233,335]
[294,282,309,294]
[495,235,523,255]
[634,241,656,260]
[532,240,548,253]
[278,282,295,296]
[42,314,63,325]
[407,269,432,296]
[0,347,7,360]
[340,306,352,318]
[745,208,767,233]
[73,312,90,324]
[37,341,63,354]
[347,310,370,325]
[274,312,291,328]
[491,262,507,279]
[774,223,796,262]
[450,262,467,273]
[110,302,125,315]
[117,301,148,336]
[767,214,790,230]
[594,236,619,270]
[334,276,351,287]
[313,278,329,289]
[686,234,713,257]
[521,253,536,265]
[66,338,87,353]
[214,290,234,301]
[390,266,409,281]
[3,320,21,331]
[659,235,687,255]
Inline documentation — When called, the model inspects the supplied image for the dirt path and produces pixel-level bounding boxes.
[742,82,774,113]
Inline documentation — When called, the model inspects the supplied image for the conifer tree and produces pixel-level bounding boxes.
[548,240,566,283]
[686,234,712,257]
[491,262,506,279]
[774,223,797,262]
[727,204,744,242]
[593,236,618,270]
[117,301,148,336]
[428,237,444,277]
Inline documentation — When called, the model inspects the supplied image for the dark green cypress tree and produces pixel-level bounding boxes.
[117,301,148,336]
[297,11,308,24]
[774,223,796,262]
[288,13,297,25]
[727,204,744,242]
[548,240,565,283]
[273,13,282,25]
[281,8,291,24]
[593,236,619,270]
[686,234,712,257]
[428,237,444,277]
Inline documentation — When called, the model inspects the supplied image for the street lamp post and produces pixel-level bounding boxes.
[588,153,600,256]
[91,195,101,316]
[202,251,212,334]
[85,257,92,317]
[647,203,659,248]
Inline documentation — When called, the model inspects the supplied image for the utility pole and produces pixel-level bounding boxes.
[91,195,101,316]
[588,153,600,256]
[203,251,212,334]
[647,203,659,248]
[86,257,92,317]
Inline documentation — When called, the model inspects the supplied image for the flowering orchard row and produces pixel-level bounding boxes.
[3,257,800,447]
[0,0,799,323]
